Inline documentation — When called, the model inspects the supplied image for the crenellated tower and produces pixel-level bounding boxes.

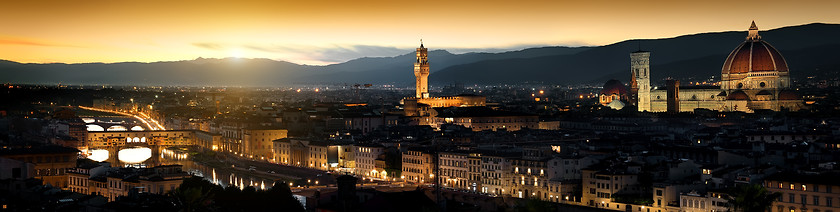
[415,40,430,98]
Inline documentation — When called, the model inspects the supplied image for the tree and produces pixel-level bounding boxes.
[725,184,781,212]
[169,176,217,212]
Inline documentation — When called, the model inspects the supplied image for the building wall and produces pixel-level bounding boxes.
[650,89,726,112]
[765,179,840,212]
[404,96,487,117]
[1,151,76,188]
[402,150,434,183]
[195,130,222,151]
[440,152,470,190]
[441,115,539,132]
[308,145,329,171]
[0,157,34,180]
[273,140,290,165]
[354,145,384,179]
[479,155,510,195]
[582,170,639,208]
[67,165,186,202]
[468,154,481,193]
[510,158,551,200]
[243,129,287,161]
[679,192,728,212]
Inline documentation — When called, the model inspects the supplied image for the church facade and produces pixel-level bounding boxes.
[635,22,804,113]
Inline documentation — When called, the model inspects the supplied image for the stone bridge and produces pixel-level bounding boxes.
[85,122,147,132]
[84,130,220,165]
[86,130,198,149]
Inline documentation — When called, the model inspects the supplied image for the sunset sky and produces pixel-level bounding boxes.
[2,0,839,65]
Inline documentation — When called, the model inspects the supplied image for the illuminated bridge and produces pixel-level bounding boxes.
[80,116,148,132]
[85,130,220,166]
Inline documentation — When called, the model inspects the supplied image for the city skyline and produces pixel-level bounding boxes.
[2,0,840,65]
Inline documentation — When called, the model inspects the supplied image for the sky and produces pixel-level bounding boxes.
[1,0,839,65]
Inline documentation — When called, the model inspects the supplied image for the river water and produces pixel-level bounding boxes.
[81,110,279,190]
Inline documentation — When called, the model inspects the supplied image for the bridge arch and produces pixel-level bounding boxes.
[106,125,128,131]
[130,126,145,131]
[86,124,105,132]
[81,118,96,123]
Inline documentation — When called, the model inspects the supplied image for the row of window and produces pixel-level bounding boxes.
[8,155,72,164]
[781,193,834,207]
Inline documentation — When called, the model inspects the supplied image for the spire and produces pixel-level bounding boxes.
[747,21,761,41]
[637,40,641,52]
[420,39,424,48]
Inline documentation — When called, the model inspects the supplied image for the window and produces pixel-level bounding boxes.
[802,195,808,204]
[827,197,833,207]
[803,184,808,191]
[790,194,796,203]
[814,196,820,206]
[791,184,796,190]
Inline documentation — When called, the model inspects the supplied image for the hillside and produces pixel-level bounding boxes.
[2,23,840,86]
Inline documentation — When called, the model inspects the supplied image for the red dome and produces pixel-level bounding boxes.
[727,90,749,100]
[721,40,788,75]
[601,79,627,96]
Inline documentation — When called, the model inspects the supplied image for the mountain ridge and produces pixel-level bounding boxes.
[2,22,840,86]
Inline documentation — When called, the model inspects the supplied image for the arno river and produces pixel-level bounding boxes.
[80,109,284,190]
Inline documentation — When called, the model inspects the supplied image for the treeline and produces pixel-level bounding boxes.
[169,176,305,212]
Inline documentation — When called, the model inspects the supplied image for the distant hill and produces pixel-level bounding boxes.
[2,23,840,86]
[0,46,589,86]
[430,23,840,85]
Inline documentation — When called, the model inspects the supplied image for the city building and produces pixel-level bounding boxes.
[242,127,287,161]
[765,173,840,212]
[508,148,553,201]
[439,151,471,190]
[401,148,435,183]
[431,106,539,131]
[354,143,385,180]
[403,42,486,117]
[272,138,332,171]
[479,153,512,195]
[633,21,805,112]
[67,163,189,201]
[582,161,642,208]
[600,79,628,108]
[0,145,79,188]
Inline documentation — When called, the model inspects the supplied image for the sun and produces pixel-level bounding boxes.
[230,48,244,58]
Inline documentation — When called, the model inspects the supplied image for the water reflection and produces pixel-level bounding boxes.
[118,147,152,164]
[88,149,109,162]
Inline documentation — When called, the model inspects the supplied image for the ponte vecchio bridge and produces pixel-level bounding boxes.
[85,130,220,166]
